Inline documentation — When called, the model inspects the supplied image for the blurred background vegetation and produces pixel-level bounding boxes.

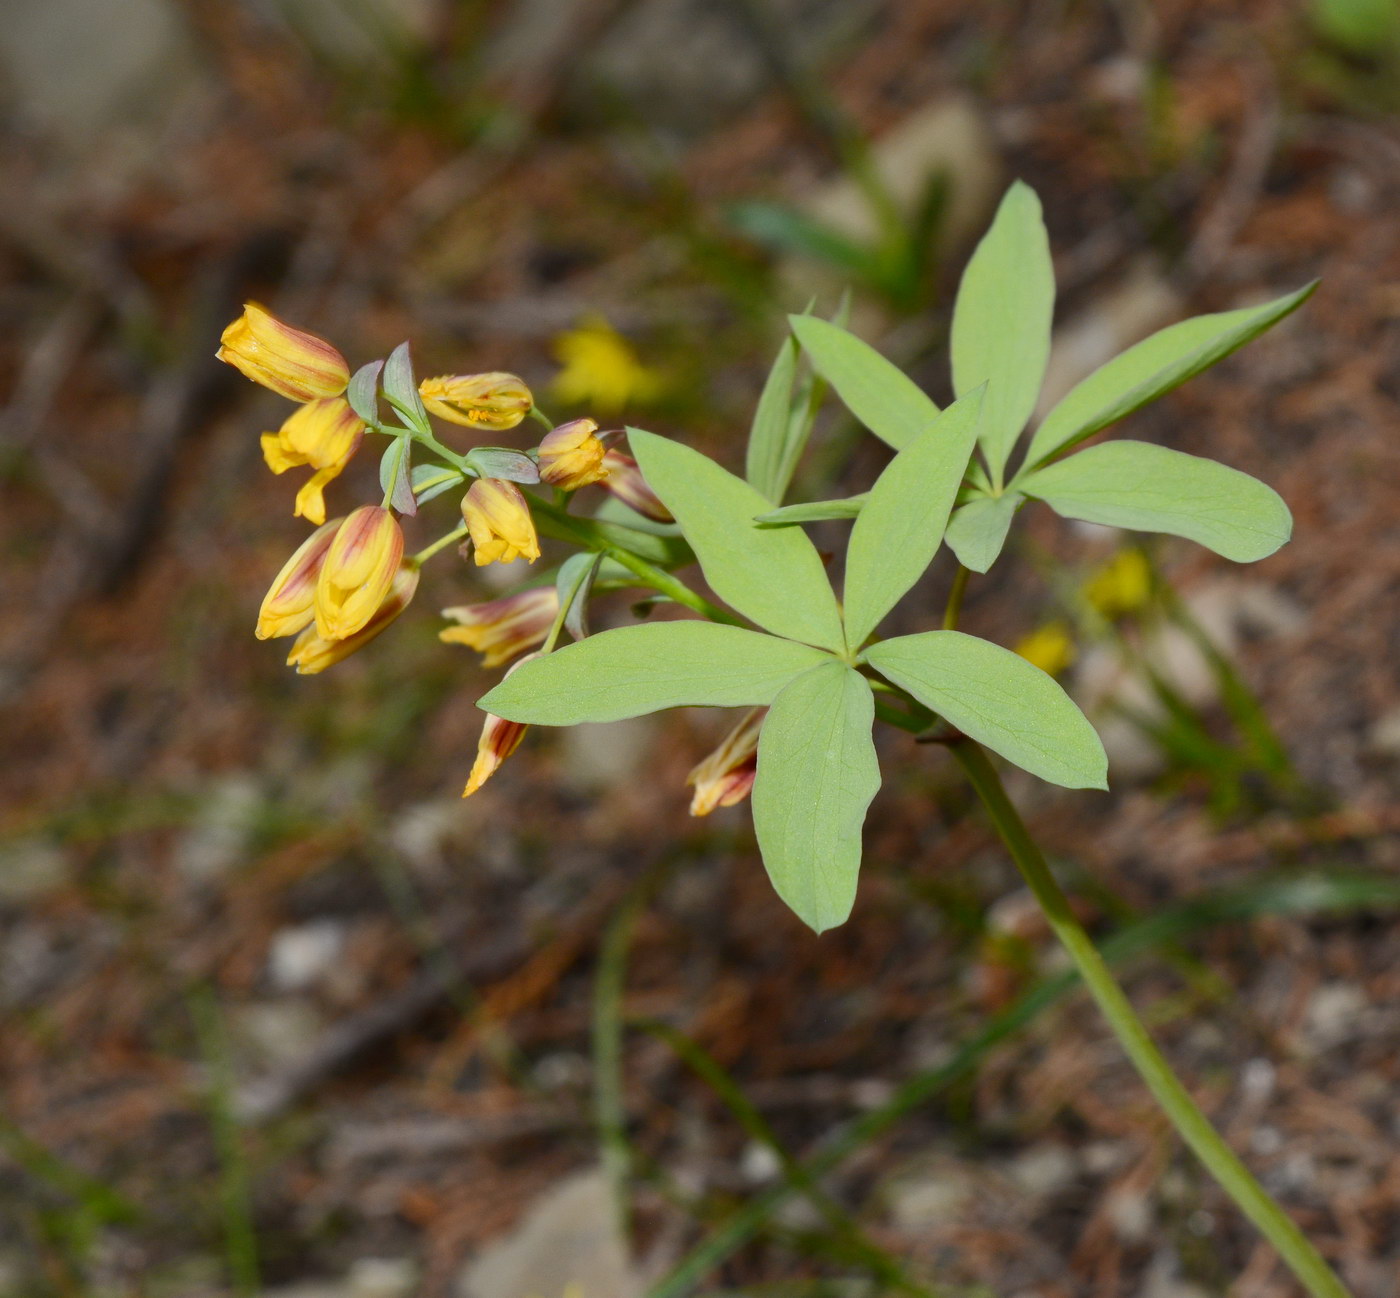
[3,1,1400,1295]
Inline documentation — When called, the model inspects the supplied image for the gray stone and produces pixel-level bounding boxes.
[173,774,264,882]
[268,921,347,993]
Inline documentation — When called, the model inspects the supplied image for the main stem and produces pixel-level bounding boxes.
[951,738,1351,1298]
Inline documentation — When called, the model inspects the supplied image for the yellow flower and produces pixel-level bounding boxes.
[287,564,419,674]
[216,302,349,402]
[462,478,541,566]
[550,315,664,414]
[259,397,365,525]
[463,655,536,797]
[598,450,673,523]
[537,418,608,491]
[440,587,558,668]
[418,372,532,430]
[688,707,764,816]
[314,505,405,640]
[1083,549,1152,619]
[1014,622,1077,677]
[255,517,343,640]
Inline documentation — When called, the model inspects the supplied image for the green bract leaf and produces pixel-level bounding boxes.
[466,447,541,484]
[478,622,831,725]
[745,332,800,505]
[1020,441,1292,562]
[752,661,880,933]
[627,429,845,652]
[346,360,383,425]
[944,493,1021,573]
[378,436,416,516]
[382,341,430,433]
[411,464,463,505]
[950,181,1054,480]
[788,315,940,452]
[866,632,1108,790]
[1023,282,1317,468]
[843,387,984,647]
[556,551,602,642]
[754,494,868,526]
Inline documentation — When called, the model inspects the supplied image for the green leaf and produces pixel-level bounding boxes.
[627,429,845,652]
[479,622,832,725]
[1020,441,1292,562]
[410,464,464,505]
[728,200,885,283]
[754,494,868,526]
[866,632,1107,789]
[944,493,1021,573]
[381,341,430,433]
[346,360,383,425]
[788,315,940,451]
[466,447,540,484]
[1023,283,1317,468]
[843,387,984,647]
[950,181,1054,480]
[532,506,690,568]
[745,332,800,504]
[556,551,602,642]
[377,436,416,516]
[752,661,880,933]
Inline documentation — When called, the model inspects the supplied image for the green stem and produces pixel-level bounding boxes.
[950,738,1351,1298]
[528,404,556,432]
[942,564,970,631]
[411,522,468,566]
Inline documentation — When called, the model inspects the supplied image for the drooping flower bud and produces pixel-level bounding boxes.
[314,506,405,640]
[461,478,541,566]
[217,303,349,402]
[598,450,673,523]
[255,517,343,640]
[260,397,365,525]
[418,372,533,431]
[537,418,608,491]
[440,586,558,668]
[1013,622,1076,678]
[462,655,536,797]
[287,564,419,674]
[1082,549,1152,619]
[687,707,764,816]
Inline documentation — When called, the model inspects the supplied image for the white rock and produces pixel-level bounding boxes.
[348,1257,418,1298]
[1301,982,1367,1052]
[1004,1144,1077,1200]
[457,1169,642,1298]
[269,921,346,993]
[172,774,264,882]
[1367,706,1400,758]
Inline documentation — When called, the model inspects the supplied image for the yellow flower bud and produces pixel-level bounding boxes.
[463,655,536,797]
[440,586,559,668]
[550,316,664,415]
[287,564,419,674]
[1082,549,1152,619]
[687,707,764,816]
[259,397,365,525]
[1014,622,1077,678]
[255,517,343,640]
[462,478,541,566]
[418,372,533,431]
[314,506,405,640]
[217,303,349,402]
[598,450,673,523]
[537,418,609,491]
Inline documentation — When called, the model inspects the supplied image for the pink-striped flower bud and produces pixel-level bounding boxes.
[461,478,541,566]
[598,449,672,523]
[255,517,343,641]
[537,418,608,491]
[419,372,533,431]
[463,654,536,797]
[314,506,405,641]
[217,303,349,402]
[687,707,764,816]
[287,564,419,675]
[440,586,558,668]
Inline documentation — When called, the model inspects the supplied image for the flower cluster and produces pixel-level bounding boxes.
[218,303,711,801]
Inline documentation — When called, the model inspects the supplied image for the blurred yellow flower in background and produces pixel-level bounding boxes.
[550,315,664,414]
[1082,548,1153,619]
[1014,621,1077,677]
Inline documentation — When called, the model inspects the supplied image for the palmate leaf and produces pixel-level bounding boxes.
[478,622,830,725]
[842,387,984,647]
[788,315,940,451]
[950,181,1054,482]
[1020,441,1292,563]
[865,632,1107,790]
[752,661,880,933]
[1022,282,1317,469]
[944,493,1021,573]
[628,429,845,652]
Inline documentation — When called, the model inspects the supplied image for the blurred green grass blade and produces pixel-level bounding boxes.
[647,869,1400,1297]
[0,1119,139,1225]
